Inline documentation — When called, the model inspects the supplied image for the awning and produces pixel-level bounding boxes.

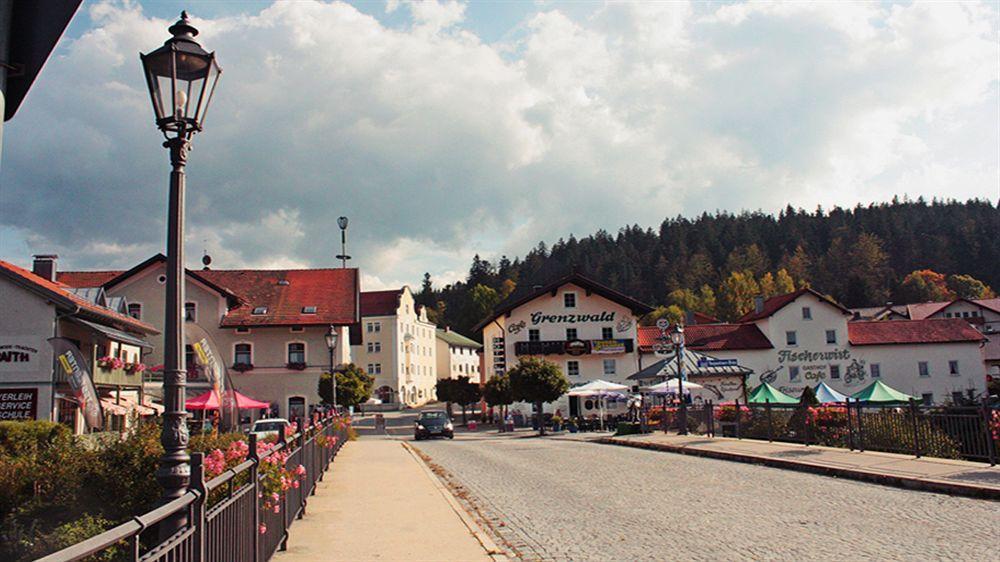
[628,348,753,381]
[99,397,129,416]
[68,317,153,349]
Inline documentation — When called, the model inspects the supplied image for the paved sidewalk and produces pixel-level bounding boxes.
[274,437,503,561]
[602,433,1000,499]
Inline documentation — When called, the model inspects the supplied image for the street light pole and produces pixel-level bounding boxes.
[672,324,688,435]
[325,326,339,412]
[336,216,350,268]
[141,12,221,539]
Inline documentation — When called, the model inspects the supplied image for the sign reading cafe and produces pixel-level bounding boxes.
[530,311,616,325]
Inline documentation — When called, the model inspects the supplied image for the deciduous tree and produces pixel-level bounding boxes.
[507,357,569,436]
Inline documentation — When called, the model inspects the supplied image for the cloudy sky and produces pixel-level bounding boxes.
[1,1,997,290]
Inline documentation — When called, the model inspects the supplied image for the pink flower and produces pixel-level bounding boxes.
[271,492,280,502]
[295,465,306,476]
[259,524,267,535]
[292,480,299,489]
[273,505,280,513]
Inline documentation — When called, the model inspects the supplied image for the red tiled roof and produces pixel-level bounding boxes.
[906,298,1000,320]
[738,287,851,322]
[691,311,721,324]
[0,260,157,334]
[638,324,773,352]
[848,319,985,346]
[57,270,123,287]
[198,268,359,327]
[360,289,404,317]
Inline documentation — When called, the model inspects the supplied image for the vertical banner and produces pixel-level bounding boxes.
[48,337,103,430]
[191,337,234,429]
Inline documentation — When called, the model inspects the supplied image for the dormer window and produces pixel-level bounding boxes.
[252,306,267,315]
[564,292,576,308]
[277,280,290,286]
[302,306,317,314]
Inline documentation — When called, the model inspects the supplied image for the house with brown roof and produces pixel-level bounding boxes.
[353,287,439,408]
[56,254,360,421]
[0,256,159,433]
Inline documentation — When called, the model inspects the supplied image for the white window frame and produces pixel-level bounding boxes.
[786,331,797,346]
[374,363,382,375]
[948,360,959,376]
[870,363,881,378]
[829,365,840,379]
[374,321,382,333]
[602,359,616,376]
[802,307,812,320]
[566,328,578,341]
[564,292,577,308]
[825,330,837,344]
[529,329,540,342]
[287,341,307,365]
[127,302,143,320]
[602,327,614,340]
[233,342,254,366]
[184,301,197,323]
[567,360,580,377]
[918,361,930,378]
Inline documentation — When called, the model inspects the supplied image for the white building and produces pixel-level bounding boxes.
[639,288,989,405]
[435,327,483,382]
[354,287,438,407]
[57,254,358,420]
[477,273,652,417]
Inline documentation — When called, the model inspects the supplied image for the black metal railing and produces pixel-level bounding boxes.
[514,339,633,356]
[37,412,349,562]
[659,399,998,465]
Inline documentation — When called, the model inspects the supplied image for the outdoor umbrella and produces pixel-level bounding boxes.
[850,380,914,404]
[186,389,270,410]
[812,381,847,404]
[567,380,628,431]
[643,379,704,394]
[746,382,798,405]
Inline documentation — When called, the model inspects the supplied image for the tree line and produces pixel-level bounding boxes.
[415,198,998,337]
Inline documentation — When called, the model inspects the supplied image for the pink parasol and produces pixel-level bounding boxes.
[186,389,270,411]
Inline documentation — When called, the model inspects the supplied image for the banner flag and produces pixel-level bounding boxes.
[192,338,224,402]
[48,337,103,430]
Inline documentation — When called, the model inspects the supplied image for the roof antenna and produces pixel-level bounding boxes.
[201,240,212,270]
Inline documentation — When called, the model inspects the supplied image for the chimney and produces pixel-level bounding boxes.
[32,255,58,282]
[753,295,765,314]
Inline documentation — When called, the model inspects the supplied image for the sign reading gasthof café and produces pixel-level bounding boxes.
[0,388,38,420]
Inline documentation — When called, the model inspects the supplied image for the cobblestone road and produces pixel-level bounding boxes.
[412,435,999,561]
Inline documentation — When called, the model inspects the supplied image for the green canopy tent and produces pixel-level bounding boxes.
[849,380,915,405]
[746,382,799,405]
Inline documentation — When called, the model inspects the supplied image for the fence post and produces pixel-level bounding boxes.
[707,401,714,437]
[190,452,206,562]
[802,403,810,447]
[735,399,742,440]
[845,399,856,451]
[297,419,307,519]
[981,397,997,467]
[249,433,260,562]
[855,400,866,452]
[909,398,922,458]
[766,400,773,442]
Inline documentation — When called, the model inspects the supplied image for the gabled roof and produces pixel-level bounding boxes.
[0,260,157,335]
[436,328,482,349]
[360,289,405,317]
[200,268,360,327]
[637,324,773,352]
[738,287,851,323]
[848,319,985,346]
[906,297,1000,320]
[473,272,654,332]
[57,270,122,287]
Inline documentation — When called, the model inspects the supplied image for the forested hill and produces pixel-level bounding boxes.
[415,199,999,338]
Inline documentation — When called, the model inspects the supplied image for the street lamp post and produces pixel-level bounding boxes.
[325,326,339,412]
[336,216,350,268]
[671,324,688,435]
[140,11,221,538]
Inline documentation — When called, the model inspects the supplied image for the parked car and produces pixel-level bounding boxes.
[414,410,454,440]
[249,418,290,440]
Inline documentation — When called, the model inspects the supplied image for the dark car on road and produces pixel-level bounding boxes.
[414,410,454,440]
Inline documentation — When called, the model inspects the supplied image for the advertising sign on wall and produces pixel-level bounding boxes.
[0,337,42,373]
[0,388,38,420]
[592,340,626,354]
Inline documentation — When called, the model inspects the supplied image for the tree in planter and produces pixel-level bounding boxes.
[435,378,457,419]
[483,374,513,424]
[507,357,569,436]
[318,363,374,411]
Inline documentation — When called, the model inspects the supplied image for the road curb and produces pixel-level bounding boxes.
[402,442,511,561]
[598,437,1000,501]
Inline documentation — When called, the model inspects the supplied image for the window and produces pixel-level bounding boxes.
[366,322,373,333]
[825,330,837,344]
[374,363,382,375]
[566,328,578,340]
[602,327,614,340]
[302,306,317,314]
[921,393,934,406]
[234,344,252,366]
[951,391,964,404]
[252,306,267,315]
[564,292,576,308]
[367,363,374,373]
[369,342,381,353]
[529,329,540,342]
[373,322,381,333]
[870,363,881,378]
[184,302,197,322]
[290,326,304,333]
[185,344,195,369]
[918,361,929,377]
[829,365,840,379]
[288,343,306,364]
[949,360,959,376]
[802,307,812,320]
[603,359,616,375]
[786,331,797,346]
[567,360,580,376]
[235,327,250,334]
[789,366,800,382]
[127,303,142,320]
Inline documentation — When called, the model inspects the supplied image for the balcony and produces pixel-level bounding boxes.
[514,339,633,356]
[91,365,144,387]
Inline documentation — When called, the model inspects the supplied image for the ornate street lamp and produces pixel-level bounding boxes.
[325,325,339,410]
[336,216,351,268]
[670,323,688,435]
[140,11,221,537]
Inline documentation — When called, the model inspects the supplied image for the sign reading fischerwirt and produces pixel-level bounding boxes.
[0,388,38,420]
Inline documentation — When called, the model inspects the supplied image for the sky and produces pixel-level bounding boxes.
[1,0,997,291]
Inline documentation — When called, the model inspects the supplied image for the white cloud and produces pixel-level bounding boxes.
[1,0,996,285]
